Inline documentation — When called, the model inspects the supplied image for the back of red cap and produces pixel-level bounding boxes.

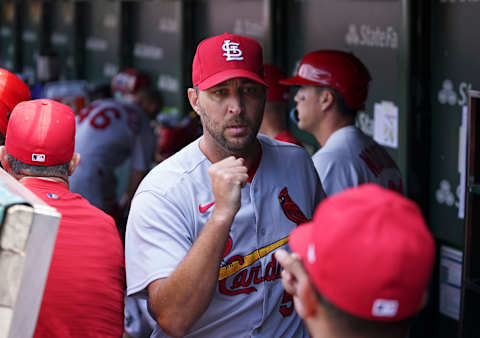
[6,99,75,166]
[263,64,289,102]
[290,184,435,322]
[0,68,31,136]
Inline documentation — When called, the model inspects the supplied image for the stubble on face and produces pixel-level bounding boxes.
[198,102,262,154]
[196,81,265,156]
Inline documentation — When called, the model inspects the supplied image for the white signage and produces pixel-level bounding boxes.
[51,33,67,46]
[86,37,108,52]
[158,17,179,33]
[440,0,480,3]
[345,24,398,49]
[0,27,11,37]
[103,14,117,29]
[373,101,398,148]
[134,43,163,60]
[458,105,467,219]
[436,179,456,206]
[233,19,265,38]
[22,31,37,43]
[439,246,463,321]
[157,74,179,93]
[103,63,118,78]
[438,79,473,106]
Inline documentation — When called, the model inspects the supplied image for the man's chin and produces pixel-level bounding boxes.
[224,135,257,153]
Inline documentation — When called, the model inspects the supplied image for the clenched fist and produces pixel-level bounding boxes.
[208,156,248,223]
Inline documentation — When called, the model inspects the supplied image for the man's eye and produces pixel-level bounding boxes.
[214,89,228,95]
[244,86,260,95]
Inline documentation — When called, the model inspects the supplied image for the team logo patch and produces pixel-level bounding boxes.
[372,299,399,317]
[32,153,46,162]
[47,193,58,200]
[278,187,309,225]
[222,40,244,61]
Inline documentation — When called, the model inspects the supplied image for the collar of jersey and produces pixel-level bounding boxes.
[20,177,70,193]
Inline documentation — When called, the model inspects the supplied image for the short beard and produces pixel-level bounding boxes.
[199,103,261,154]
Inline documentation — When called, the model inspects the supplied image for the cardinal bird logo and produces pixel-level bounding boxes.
[278,187,309,225]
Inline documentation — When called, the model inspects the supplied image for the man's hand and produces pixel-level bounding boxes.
[208,156,248,223]
[275,249,313,318]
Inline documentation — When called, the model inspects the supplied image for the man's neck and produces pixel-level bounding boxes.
[314,115,355,147]
[199,136,260,172]
[19,175,69,186]
[259,107,287,138]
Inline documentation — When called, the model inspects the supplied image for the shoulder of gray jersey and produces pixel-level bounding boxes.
[135,137,206,197]
[257,134,311,159]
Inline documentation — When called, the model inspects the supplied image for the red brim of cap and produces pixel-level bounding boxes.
[197,69,268,90]
[288,222,314,264]
[279,76,321,87]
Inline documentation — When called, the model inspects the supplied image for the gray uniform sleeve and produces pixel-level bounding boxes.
[125,189,193,297]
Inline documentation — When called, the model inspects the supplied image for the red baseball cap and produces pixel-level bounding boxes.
[192,33,267,90]
[111,68,150,95]
[6,99,75,166]
[0,68,31,136]
[280,50,371,110]
[289,184,435,322]
[264,64,290,102]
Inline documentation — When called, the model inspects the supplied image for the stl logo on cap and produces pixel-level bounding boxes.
[222,40,244,61]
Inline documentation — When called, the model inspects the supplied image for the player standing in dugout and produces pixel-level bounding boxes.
[125,33,325,337]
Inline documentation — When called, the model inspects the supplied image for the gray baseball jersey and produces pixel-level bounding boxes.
[312,125,403,196]
[70,99,156,210]
[125,134,325,337]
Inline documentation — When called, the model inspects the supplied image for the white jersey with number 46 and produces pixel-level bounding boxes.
[70,99,155,210]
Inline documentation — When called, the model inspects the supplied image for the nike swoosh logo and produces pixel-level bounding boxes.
[199,201,215,213]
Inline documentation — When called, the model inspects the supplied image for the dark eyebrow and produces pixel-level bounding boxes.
[211,78,260,89]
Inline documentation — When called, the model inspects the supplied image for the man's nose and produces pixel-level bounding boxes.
[294,91,300,103]
[227,91,244,114]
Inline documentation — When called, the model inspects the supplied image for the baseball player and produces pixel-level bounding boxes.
[125,33,325,337]
[275,184,435,338]
[0,68,30,145]
[280,50,403,196]
[69,70,162,221]
[155,111,203,163]
[0,99,125,337]
[259,64,303,146]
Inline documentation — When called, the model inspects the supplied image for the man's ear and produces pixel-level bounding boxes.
[0,146,10,172]
[296,276,320,319]
[68,153,81,176]
[188,88,201,116]
[318,89,335,112]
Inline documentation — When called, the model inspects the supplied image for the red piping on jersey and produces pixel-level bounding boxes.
[247,142,262,182]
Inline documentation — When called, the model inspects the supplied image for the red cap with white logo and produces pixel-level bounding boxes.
[192,33,267,90]
[0,68,30,137]
[289,184,435,321]
[280,50,371,110]
[6,99,75,166]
